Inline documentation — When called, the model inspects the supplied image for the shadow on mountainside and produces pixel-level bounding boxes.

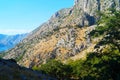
[0,58,56,80]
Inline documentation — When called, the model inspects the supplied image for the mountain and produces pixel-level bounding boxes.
[0,58,56,80]
[0,34,27,52]
[3,0,120,68]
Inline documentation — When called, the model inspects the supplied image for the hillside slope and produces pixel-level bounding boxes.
[32,9,120,79]
[3,0,120,68]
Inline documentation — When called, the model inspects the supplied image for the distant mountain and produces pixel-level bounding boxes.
[0,34,27,52]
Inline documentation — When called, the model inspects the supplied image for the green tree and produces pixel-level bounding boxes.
[90,10,120,52]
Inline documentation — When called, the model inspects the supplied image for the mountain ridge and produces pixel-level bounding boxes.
[3,0,120,68]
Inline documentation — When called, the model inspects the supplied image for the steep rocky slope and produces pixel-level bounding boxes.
[3,0,120,68]
[0,58,56,80]
[0,34,27,52]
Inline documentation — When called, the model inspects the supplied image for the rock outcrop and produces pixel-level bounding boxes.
[72,0,120,26]
[3,0,120,68]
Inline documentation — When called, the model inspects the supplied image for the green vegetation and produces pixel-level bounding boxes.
[71,49,120,80]
[32,48,120,80]
[90,10,120,51]
[33,60,72,80]
[33,10,120,80]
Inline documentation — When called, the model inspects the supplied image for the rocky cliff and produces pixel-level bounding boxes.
[3,0,120,68]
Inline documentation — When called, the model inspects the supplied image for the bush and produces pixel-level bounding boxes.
[33,48,120,80]
[33,60,72,80]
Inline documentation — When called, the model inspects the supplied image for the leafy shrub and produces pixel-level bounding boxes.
[33,60,72,80]
[90,9,120,51]
[32,46,120,80]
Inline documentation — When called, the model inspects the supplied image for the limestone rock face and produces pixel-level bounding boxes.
[72,0,120,26]
[23,0,120,40]
[3,0,120,67]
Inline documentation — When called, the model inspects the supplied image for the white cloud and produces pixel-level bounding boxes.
[0,29,32,35]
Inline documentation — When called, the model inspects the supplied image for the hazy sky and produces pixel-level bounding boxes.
[0,0,74,35]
